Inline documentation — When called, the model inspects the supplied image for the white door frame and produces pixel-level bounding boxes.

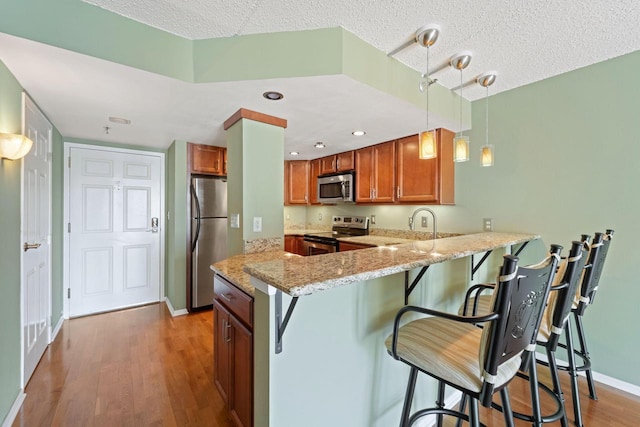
[20,93,52,388]
[62,143,165,319]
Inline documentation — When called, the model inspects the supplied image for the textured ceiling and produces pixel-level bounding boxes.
[2,1,640,157]
[83,0,640,100]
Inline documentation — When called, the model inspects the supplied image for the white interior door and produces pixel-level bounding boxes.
[68,147,162,317]
[22,94,52,386]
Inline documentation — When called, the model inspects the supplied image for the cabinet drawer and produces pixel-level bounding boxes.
[214,275,253,328]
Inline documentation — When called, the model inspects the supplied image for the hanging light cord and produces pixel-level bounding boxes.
[425,46,430,131]
[485,85,489,144]
[459,69,463,138]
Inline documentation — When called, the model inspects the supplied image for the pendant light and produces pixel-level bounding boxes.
[450,52,472,162]
[477,72,497,167]
[416,25,440,159]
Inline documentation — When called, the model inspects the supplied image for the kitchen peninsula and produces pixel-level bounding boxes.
[212,231,541,427]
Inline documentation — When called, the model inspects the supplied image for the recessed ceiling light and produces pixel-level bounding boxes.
[108,116,131,125]
[352,130,366,136]
[289,151,299,156]
[314,142,326,149]
[263,91,284,101]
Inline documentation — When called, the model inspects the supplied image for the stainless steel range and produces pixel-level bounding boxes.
[303,215,369,256]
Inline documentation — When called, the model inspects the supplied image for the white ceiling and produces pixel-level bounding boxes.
[1,1,640,158]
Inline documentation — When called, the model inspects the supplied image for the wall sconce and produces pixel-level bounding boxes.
[0,133,34,160]
[416,25,440,159]
[477,72,497,167]
[451,52,472,162]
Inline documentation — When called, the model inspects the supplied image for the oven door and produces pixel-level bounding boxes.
[302,238,337,256]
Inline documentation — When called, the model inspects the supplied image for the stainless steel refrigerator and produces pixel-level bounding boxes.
[191,176,227,310]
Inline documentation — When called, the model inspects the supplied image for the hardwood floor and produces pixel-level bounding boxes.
[13,303,234,427]
[12,303,640,426]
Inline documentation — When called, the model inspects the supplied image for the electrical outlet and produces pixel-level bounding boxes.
[230,213,240,229]
[483,218,493,231]
[253,217,262,232]
[421,216,428,228]
[318,212,323,221]
[371,214,376,225]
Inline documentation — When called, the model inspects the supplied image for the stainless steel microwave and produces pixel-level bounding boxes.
[317,172,355,203]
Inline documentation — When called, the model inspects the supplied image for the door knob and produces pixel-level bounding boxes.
[23,242,41,252]
[149,217,159,233]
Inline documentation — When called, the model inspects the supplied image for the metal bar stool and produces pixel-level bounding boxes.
[458,240,588,427]
[385,245,561,427]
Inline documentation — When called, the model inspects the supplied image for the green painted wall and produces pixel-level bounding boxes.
[2,0,193,81]
[51,127,64,327]
[0,59,24,424]
[459,50,640,385]
[165,140,188,311]
[227,118,285,256]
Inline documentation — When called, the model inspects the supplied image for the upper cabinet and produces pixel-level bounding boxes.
[308,158,321,205]
[319,151,355,175]
[283,129,455,206]
[284,160,309,205]
[355,141,396,203]
[396,129,455,204]
[190,143,226,176]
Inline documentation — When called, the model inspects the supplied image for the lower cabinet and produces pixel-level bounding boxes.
[338,242,376,252]
[214,275,254,427]
[285,235,306,256]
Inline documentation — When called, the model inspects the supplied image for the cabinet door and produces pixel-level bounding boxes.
[339,242,375,252]
[336,151,355,171]
[284,161,309,205]
[372,141,396,203]
[396,130,455,204]
[229,314,253,427]
[355,147,374,202]
[223,147,228,176]
[213,301,231,404]
[295,236,306,256]
[284,235,296,253]
[396,134,437,202]
[191,144,224,175]
[319,155,336,175]
[309,159,321,205]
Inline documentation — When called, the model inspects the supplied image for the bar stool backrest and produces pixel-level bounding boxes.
[478,245,561,405]
[575,229,614,315]
[542,240,589,349]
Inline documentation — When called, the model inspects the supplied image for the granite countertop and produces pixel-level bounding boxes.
[244,232,539,297]
[211,250,300,296]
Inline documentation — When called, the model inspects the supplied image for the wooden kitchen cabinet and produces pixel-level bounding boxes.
[285,235,306,255]
[190,143,226,176]
[319,151,355,175]
[355,141,395,203]
[338,241,376,252]
[396,129,455,204]
[284,160,309,205]
[214,275,254,427]
[308,158,321,205]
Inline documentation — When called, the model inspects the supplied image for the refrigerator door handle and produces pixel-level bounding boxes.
[191,184,201,252]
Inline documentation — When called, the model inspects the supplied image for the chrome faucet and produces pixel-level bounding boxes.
[408,207,437,240]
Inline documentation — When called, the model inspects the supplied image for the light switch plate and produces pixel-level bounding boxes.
[253,217,262,232]
[230,213,240,229]
[421,216,428,227]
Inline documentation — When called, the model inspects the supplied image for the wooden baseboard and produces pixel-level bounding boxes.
[165,297,188,317]
[1,390,25,427]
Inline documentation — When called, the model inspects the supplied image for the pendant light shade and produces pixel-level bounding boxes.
[481,144,494,167]
[451,52,472,163]
[477,72,497,167]
[453,135,470,162]
[419,130,437,159]
[417,26,440,160]
[0,133,33,160]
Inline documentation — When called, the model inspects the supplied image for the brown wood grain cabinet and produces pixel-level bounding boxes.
[284,160,309,205]
[319,151,355,175]
[190,143,226,176]
[396,129,455,204]
[308,158,321,205]
[338,242,376,252]
[214,275,254,427]
[285,235,306,255]
[355,141,396,203]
